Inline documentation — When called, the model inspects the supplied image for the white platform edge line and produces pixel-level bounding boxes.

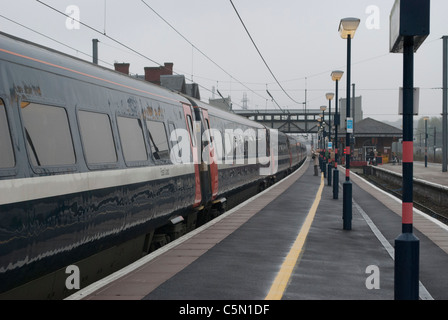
[353,200,434,300]
[343,166,448,232]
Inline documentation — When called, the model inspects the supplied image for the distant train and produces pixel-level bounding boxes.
[0,32,307,298]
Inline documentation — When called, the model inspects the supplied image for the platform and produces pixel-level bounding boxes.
[380,161,448,188]
[67,159,448,302]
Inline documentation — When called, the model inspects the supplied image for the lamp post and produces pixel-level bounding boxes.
[339,17,360,231]
[434,126,437,163]
[320,106,327,150]
[424,117,429,167]
[317,121,324,171]
[390,0,430,300]
[326,93,335,186]
[443,36,448,172]
[320,106,327,178]
[317,120,322,150]
[331,71,344,199]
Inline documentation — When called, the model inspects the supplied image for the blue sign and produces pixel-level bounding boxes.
[347,118,353,133]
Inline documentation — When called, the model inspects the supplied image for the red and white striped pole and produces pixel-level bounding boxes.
[394,37,420,300]
[401,140,414,228]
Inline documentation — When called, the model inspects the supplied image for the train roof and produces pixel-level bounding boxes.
[0,31,288,138]
[0,31,191,106]
[187,97,266,129]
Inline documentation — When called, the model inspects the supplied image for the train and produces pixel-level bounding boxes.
[0,31,307,299]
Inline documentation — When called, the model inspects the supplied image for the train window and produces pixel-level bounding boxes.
[146,120,170,161]
[168,122,177,146]
[186,115,196,147]
[78,110,117,164]
[168,122,183,163]
[224,131,234,161]
[235,134,244,160]
[117,116,148,163]
[205,119,213,143]
[21,102,75,166]
[0,99,15,168]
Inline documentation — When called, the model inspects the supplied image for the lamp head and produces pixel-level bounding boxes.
[339,17,361,39]
[326,93,335,101]
[331,70,344,81]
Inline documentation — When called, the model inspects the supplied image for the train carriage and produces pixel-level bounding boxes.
[0,31,306,298]
[0,32,200,296]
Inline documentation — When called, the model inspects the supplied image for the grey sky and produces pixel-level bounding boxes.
[1,0,447,122]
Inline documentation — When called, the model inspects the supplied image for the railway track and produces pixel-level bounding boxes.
[356,172,448,226]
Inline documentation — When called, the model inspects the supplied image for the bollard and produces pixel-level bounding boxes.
[342,181,352,230]
[323,159,327,178]
[333,167,339,199]
[395,232,420,300]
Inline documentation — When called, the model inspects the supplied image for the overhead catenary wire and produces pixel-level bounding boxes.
[32,1,442,114]
[35,0,262,108]
[34,0,222,100]
[36,0,164,69]
[139,0,269,103]
[0,13,114,67]
[266,88,286,113]
[268,36,443,86]
[229,0,302,107]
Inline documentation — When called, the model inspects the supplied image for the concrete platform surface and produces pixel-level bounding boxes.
[69,159,448,302]
[380,161,448,187]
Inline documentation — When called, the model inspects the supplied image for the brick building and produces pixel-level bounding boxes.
[337,117,402,164]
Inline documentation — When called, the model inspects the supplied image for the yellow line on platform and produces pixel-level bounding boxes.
[265,173,324,300]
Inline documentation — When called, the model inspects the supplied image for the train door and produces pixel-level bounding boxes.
[259,127,278,176]
[182,104,201,208]
[200,109,218,200]
[287,137,292,167]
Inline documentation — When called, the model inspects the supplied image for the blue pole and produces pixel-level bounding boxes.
[333,79,339,199]
[343,34,352,230]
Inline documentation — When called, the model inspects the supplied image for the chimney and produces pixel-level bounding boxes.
[144,62,173,85]
[114,63,130,75]
[164,62,173,74]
